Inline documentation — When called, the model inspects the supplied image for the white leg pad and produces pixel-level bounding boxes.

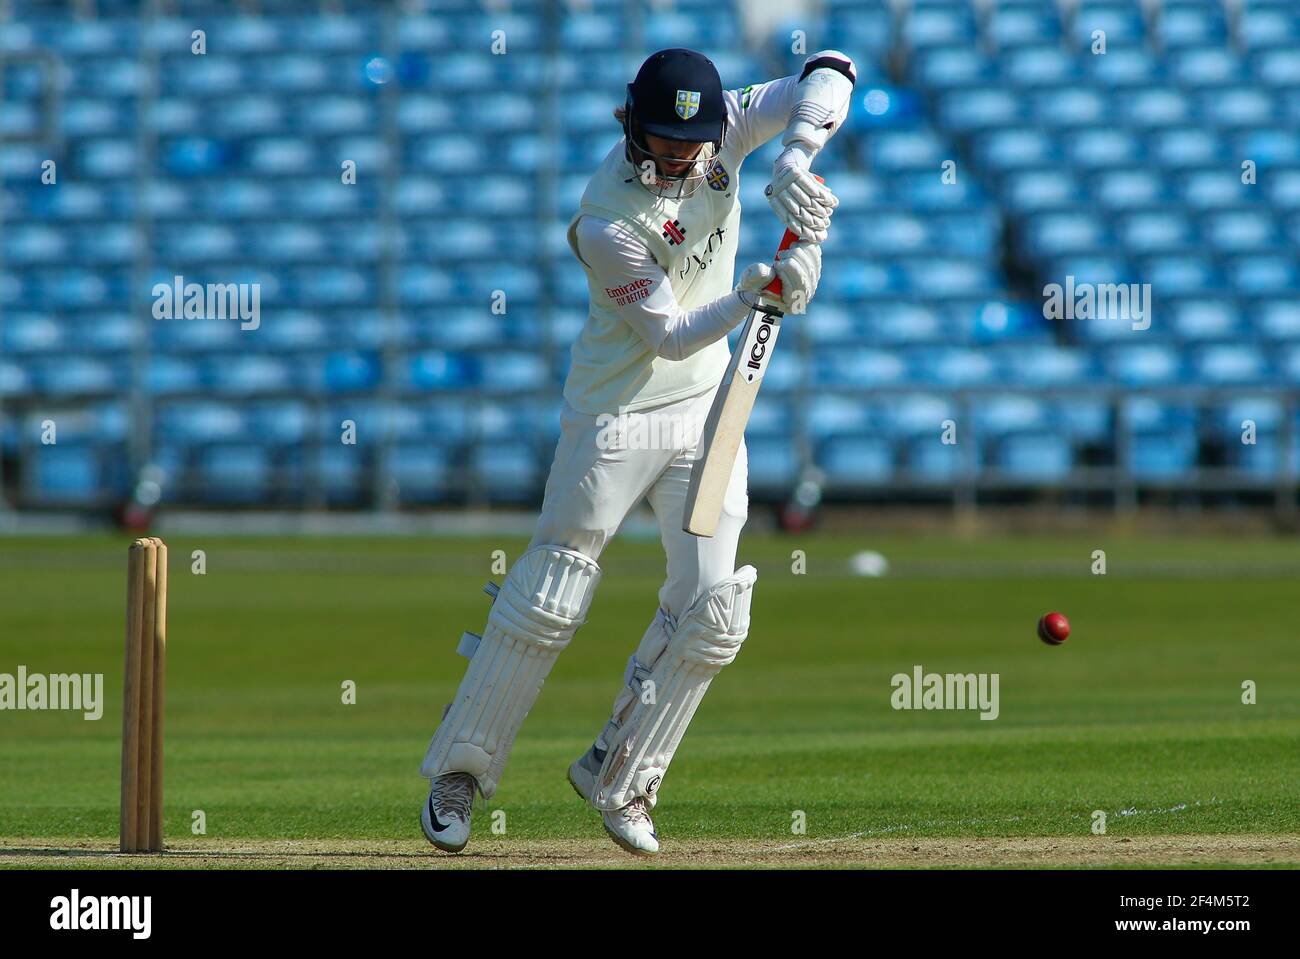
[421,545,601,798]
[592,565,756,811]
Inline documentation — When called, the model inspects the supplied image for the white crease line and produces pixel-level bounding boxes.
[772,797,1224,852]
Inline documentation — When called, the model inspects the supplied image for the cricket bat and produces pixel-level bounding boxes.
[683,204,815,537]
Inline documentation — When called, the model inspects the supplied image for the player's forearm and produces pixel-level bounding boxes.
[654,291,756,361]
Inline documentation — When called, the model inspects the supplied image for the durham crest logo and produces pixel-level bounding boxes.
[675,89,701,119]
[706,158,729,191]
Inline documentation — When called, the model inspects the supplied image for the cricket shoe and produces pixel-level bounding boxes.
[420,772,476,853]
[601,797,659,856]
[569,744,660,856]
[566,743,604,802]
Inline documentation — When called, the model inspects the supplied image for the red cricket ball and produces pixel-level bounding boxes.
[1038,612,1070,646]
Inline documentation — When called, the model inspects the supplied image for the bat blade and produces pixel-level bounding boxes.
[683,302,784,537]
[682,178,824,538]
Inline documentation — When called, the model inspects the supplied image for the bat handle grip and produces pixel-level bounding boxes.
[763,174,825,298]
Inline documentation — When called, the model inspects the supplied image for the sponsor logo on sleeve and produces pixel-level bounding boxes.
[604,277,654,306]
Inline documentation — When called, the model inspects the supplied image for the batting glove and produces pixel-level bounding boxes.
[764,148,838,242]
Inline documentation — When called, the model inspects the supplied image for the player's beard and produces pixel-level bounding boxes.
[624,139,716,201]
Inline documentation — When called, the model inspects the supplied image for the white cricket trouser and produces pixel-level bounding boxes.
[529,384,749,618]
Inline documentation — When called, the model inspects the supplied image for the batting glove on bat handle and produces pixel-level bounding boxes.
[765,175,824,299]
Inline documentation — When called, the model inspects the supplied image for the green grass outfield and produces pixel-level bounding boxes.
[0,532,1297,868]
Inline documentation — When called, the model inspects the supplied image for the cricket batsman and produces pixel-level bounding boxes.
[421,47,856,855]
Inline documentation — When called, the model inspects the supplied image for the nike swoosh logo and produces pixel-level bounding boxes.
[427,795,450,833]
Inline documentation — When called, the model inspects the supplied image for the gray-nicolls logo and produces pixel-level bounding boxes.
[50,889,151,939]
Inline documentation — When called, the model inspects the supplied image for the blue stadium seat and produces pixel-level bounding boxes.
[1065,128,1144,170]
[1227,255,1297,294]
[2,313,61,353]
[998,344,1096,385]
[1115,209,1198,254]
[152,314,242,352]
[1070,3,1146,48]
[995,433,1073,481]
[34,356,120,395]
[936,87,1020,131]
[1181,168,1253,209]
[1160,4,1227,48]
[1168,48,1240,86]
[82,312,135,353]
[1085,47,1159,85]
[746,437,799,488]
[914,346,998,386]
[1140,255,1222,295]
[245,397,312,441]
[1124,397,1198,432]
[1201,87,1276,126]
[1208,397,1283,437]
[1267,168,1300,209]
[1150,128,1223,169]
[471,445,540,502]
[973,394,1050,435]
[1241,6,1300,51]
[403,352,478,392]
[1106,345,1183,385]
[985,5,1061,49]
[1255,299,1300,339]
[1056,399,1112,443]
[903,3,976,49]
[1191,344,1270,384]
[309,351,383,394]
[301,96,376,134]
[206,355,295,395]
[1252,48,1300,86]
[147,356,203,395]
[1167,298,1241,340]
[866,129,947,171]
[254,55,330,92]
[1020,211,1109,256]
[820,260,894,297]
[808,395,873,439]
[196,445,272,503]
[909,46,993,88]
[907,437,972,481]
[26,445,104,503]
[1092,168,1169,210]
[224,16,281,53]
[1235,128,1300,165]
[1130,430,1199,480]
[1124,88,1191,127]
[817,435,894,484]
[156,401,246,443]
[78,224,136,263]
[972,127,1060,170]
[827,3,894,56]
[1225,435,1300,478]
[1032,87,1108,126]
[999,167,1085,212]
[1202,210,1279,255]
[315,445,367,501]
[78,138,138,178]
[0,360,30,397]
[864,301,946,344]
[478,353,548,391]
